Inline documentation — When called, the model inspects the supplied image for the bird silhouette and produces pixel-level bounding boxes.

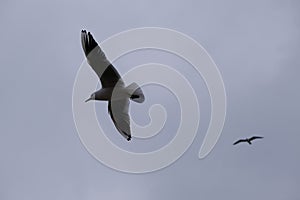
[81,30,145,141]
[233,136,263,145]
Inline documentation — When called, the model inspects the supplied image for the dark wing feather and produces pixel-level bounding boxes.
[233,139,247,145]
[108,99,131,141]
[81,30,124,88]
[249,136,264,141]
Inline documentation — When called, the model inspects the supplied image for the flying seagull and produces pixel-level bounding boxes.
[81,30,145,141]
[233,136,264,145]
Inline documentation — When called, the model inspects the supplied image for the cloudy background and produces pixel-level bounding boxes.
[1,0,300,199]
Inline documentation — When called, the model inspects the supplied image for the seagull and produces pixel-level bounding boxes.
[233,136,264,145]
[81,30,145,141]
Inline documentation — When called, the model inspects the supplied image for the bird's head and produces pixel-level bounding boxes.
[85,93,95,102]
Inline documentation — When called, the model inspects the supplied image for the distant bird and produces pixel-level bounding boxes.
[233,136,263,145]
[81,30,145,141]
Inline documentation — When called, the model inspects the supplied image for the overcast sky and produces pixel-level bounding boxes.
[0,0,300,199]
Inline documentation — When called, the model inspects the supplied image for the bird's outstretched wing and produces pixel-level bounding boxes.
[81,30,124,88]
[233,139,247,145]
[249,136,264,141]
[108,99,131,141]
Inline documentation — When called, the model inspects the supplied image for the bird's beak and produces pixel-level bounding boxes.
[85,97,92,102]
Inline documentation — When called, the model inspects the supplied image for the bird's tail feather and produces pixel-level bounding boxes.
[127,82,145,103]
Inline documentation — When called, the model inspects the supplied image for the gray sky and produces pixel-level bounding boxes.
[1,0,300,199]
